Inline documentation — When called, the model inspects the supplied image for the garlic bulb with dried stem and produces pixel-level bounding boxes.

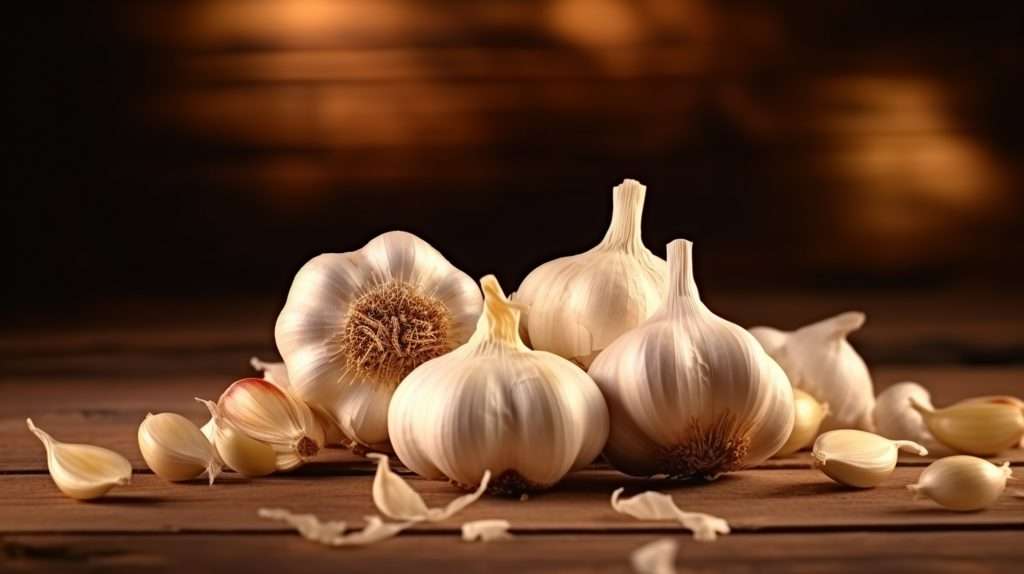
[276,231,482,451]
[908,456,1012,511]
[27,418,132,500]
[388,275,609,495]
[514,179,667,368]
[589,239,794,479]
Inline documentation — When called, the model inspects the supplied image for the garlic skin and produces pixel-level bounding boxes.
[275,231,482,451]
[908,456,1012,511]
[217,378,324,470]
[388,275,609,494]
[514,179,667,368]
[750,312,875,432]
[812,429,927,488]
[872,382,946,454]
[138,413,221,484]
[589,239,794,479]
[910,399,1024,456]
[197,398,278,477]
[27,418,132,500]
[774,389,829,457]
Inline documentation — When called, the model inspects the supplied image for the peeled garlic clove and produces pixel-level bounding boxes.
[138,412,221,484]
[217,378,324,470]
[631,538,679,574]
[911,399,1024,456]
[908,455,1012,511]
[872,382,947,454]
[27,418,132,500]
[197,398,278,477]
[774,389,829,457]
[610,488,730,541]
[751,312,875,432]
[461,519,513,542]
[812,429,927,488]
[368,453,490,522]
[250,357,347,446]
[515,179,667,368]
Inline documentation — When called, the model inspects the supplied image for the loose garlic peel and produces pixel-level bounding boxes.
[138,412,221,484]
[259,508,411,547]
[514,179,667,368]
[248,357,347,446]
[610,488,730,541]
[908,456,1012,511]
[197,398,277,477]
[27,418,132,500]
[631,538,679,574]
[872,382,947,454]
[812,429,927,488]
[911,399,1024,456]
[368,453,490,522]
[589,239,794,479]
[775,389,829,457]
[461,519,513,542]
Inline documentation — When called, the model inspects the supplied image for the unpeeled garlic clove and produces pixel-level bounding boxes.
[774,389,829,457]
[197,398,278,477]
[910,398,1024,456]
[138,412,221,484]
[812,429,927,488]
[249,357,348,446]
[908,455,1012,511]
[27,418,132,500]
[872,382,947,454]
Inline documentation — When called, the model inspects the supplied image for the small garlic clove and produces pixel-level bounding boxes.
[461,519,513,542]
[27,418,132,500]
[872,382,947,455]
[812,429,927,488]
[631,538,679,574]
[610,488,730,542]
[259,508,411,547]
[908,456,1013,511]
[138,412,222,484]
[774,389,829,457]
[368,453,490,522]
[249,357,348,446]
[197,398,278,477]
[911,398,1024,456]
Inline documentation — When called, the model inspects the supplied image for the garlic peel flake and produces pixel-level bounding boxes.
[259,508,411,547]
[27,418,132,500]
[631,538,679,574]
[611,488,730,541]
[369,453,490,522]
[461,519,513,542]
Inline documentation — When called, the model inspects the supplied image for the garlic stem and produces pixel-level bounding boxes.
[467,275,527,350]
[664,239,700,307]
[598,179,647,254]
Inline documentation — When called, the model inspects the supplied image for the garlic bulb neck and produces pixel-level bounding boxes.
[597,179,647,254]
[806,311,866,341]
[467,275,528,351]
[664,239,701,308]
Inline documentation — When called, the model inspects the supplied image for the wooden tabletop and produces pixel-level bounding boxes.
[1,297,1022,573]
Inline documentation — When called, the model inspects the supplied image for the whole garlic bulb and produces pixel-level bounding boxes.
[908,455,1012,511]
[514,179,667,368]
[275,231,483,451]
[388,275,610,494]
[872,382,946,454]
[750,312,875,432]
[588,239,794,479]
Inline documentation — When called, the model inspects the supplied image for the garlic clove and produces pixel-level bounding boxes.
[774,389,829,457]
[249,357,348,446]
[610,488,730,541]
[138,412,221,484]
[259,508,411,547]
[197,398,278,477]
[911,398,1024,456]
[461,519,513,542]
[907,456,1012,511]
[812,429,927,488]
[368,453,490,522]
[27,418,132,500]
[872,382,948,455]
[631,538,679,574]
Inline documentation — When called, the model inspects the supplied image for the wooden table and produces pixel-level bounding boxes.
[2,296,1022,573]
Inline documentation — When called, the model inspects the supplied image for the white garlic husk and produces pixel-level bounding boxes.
[812,429,927,488]
[197,398,278,477]
[588,239,794,478]
[908,455,1012,511]
[275,231,483,451]
[138,412,221,484]
[514,179,667,368]
[910,398,1024,456]
[774,389,829,457]
[872,382,947,454]
[750,312,875,432]
[388,275,610,494]
[217,378,324,470]
[27,418,132,500]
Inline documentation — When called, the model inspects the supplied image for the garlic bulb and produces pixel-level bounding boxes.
[387,275,609,494]
[217,378,324,470]
[910,398,1024,456]
[514,179,667,368]
[812,429,927,488]
[588,239,794,479]
[750,312,875,432]
[774,389,829,457]
[197,398,278,477]
[908,456,1012,511]
[872,382,946,454]
[138,412,221,484]
[27,418,132,500]
[275,231,482,451]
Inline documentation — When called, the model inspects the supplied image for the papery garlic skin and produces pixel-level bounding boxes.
[774,389,828,457]
[27,418,132,500]
[872,382,946,454]
[908,456,1012,511]
[911,399,1024,456]
[514,179,667,368]
[138,413,221,484]
[812,429,926,488]
[198,398,278,477]
[751,312,875,433]
[276,231,482,451]
[589,240,794,479]
[388,275,609,494]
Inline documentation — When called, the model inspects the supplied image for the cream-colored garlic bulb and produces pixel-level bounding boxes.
[387,275,609,494]
[138,412,221,484]
[588,239,794,479]
[908,456,1012,511]
[27,418,132,500]
[812,429,926,488]
[197,398,278,477]
[514,179,667,368]
[276,231,483,451]
[872,382,946,454]
[910,398,1024,456]
[750,312,875,432]
[774,389,829,457]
